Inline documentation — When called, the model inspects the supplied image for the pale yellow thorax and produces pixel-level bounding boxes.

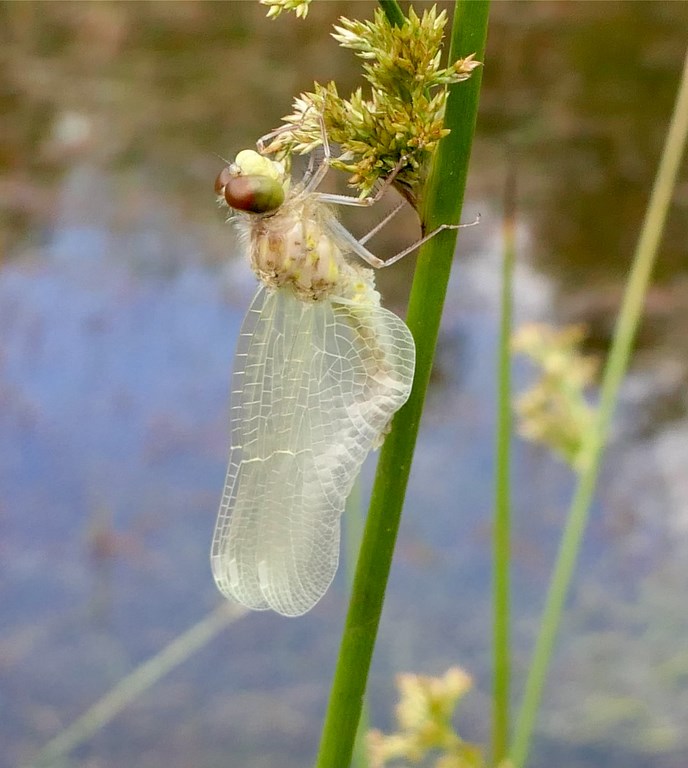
[248,197,343,301]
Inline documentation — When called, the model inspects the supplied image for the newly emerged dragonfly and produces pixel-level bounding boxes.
[211,130,462,617]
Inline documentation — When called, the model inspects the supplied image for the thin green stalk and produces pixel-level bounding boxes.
[492,166,516,765]
[314,3,490,767]
[27,604,245,768]
[344,480,370,768]
[378,0,405,28]
[511,47,688,768]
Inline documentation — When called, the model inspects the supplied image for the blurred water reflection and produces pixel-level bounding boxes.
[1,3,688,768]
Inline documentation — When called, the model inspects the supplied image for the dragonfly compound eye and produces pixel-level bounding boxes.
[214,167,233,197]
[224,174,285,214]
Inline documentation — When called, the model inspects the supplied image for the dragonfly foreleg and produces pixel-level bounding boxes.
[256,122,297,155]
[316,154,409,209]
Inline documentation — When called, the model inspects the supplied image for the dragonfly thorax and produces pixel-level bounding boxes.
[247,202,345,301]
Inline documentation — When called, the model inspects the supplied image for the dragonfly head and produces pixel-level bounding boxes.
[215,149,287,215]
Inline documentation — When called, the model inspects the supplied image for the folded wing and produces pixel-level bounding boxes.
[211,287,415,616]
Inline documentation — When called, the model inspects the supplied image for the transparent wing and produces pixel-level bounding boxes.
[211,287,415,616]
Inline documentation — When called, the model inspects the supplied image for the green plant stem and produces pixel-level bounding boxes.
[313,3,490,767]
[344,480,370,768]
[511,46,688,768]
[27,604,246,768]
[378,0,404,28]
[492,165,516,766]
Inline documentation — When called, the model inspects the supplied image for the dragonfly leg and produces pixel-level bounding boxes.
[302,114,334,193]
[359,200,406,246]
[375,216,481,268]
[316,154,409,208]
[256,108,333,194]
[328,214,481,270]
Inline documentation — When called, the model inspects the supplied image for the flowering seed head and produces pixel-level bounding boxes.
[260,5,481,210]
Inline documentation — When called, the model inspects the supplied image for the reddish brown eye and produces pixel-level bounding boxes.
[214,166,233,196]
[224,175,284,214]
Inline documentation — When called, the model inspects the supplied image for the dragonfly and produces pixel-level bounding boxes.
[211,127,462,616]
